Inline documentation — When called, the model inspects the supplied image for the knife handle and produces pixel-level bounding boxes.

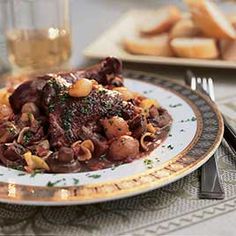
[223,115,236,154]
[200,154,225,199]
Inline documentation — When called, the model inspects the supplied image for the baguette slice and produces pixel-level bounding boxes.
[220,22,236,61]
[185,0,236,40]
[170,38,219,59]
[123,34,173,56]
[220,40,236,61]
[170,18,202,38]
[228,14,236,29]
[138,6,181,36]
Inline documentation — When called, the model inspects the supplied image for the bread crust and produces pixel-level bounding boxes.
[185,0,236,40]
[139,6,181,36]
[170,38,219,59]
[123,34,174,56]
[169,18,201,39]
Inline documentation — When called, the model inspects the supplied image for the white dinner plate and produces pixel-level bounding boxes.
[0,70,223,205]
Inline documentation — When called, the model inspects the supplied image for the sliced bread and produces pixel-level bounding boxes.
[220,39,236,61]
[228,14,236,29]
[123,33,173,56]
[185,0,236,40]
[170,38,219,59]
[220,22,236,61]
[138,6,181,36]
[169,18,202,38]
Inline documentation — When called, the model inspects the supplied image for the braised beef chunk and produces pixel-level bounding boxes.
[148,107,172,128]
[80,126,108,158]
[76,57,123,86]
[44,80,136,148]
[0,143,26,168]
[9,57,123,114]
[9,78,48,113]
[129,115,147,139]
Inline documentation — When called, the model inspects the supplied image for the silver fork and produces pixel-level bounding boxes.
[192,76,225,199]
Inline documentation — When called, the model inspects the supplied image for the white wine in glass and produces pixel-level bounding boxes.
[2,0,71,73]
[6,28,71,70]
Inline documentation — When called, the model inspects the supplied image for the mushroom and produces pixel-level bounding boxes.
[81,140,94,153]
[109,135,139,161]
[46,152,81,173]
[77,146,92,161]
[58,147,74,163]
[23,151,50,172]
[71,139,94,161]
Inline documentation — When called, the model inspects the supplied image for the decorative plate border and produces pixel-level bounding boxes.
[0,70,224,205]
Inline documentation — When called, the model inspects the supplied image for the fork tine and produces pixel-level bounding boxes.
[191,77,196,90]
[208,78,215,102]
[202,78,208,93]
[197,77,202,85]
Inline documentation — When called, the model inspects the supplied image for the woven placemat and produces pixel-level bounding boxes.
[0,75,235,236]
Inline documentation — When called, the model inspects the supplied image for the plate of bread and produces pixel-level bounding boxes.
[84,0,236,68]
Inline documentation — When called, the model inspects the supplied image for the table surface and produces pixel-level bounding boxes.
[69,1,236,235]
[0,1,236,235]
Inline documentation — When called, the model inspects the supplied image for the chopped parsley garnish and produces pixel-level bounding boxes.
[80,106,90,115]
[88,174,101,179]
[59,93,69,103]
[7,127,16,135]
[180,117,197,123]
[169,103,182,108]
[23,131,33,145]
[73,178,80,185]
[98,89,107,95]
[144,159,154,169]
[143,90,153,94]
[47,79,66,92]
[167,144,174,150]
[14,165,25,171]
[17,173,26,176]
[104,101,112,109]
[101,100,113,110]
[62,109,73,131]
[30,169,43,177]
[47,178,65,187]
